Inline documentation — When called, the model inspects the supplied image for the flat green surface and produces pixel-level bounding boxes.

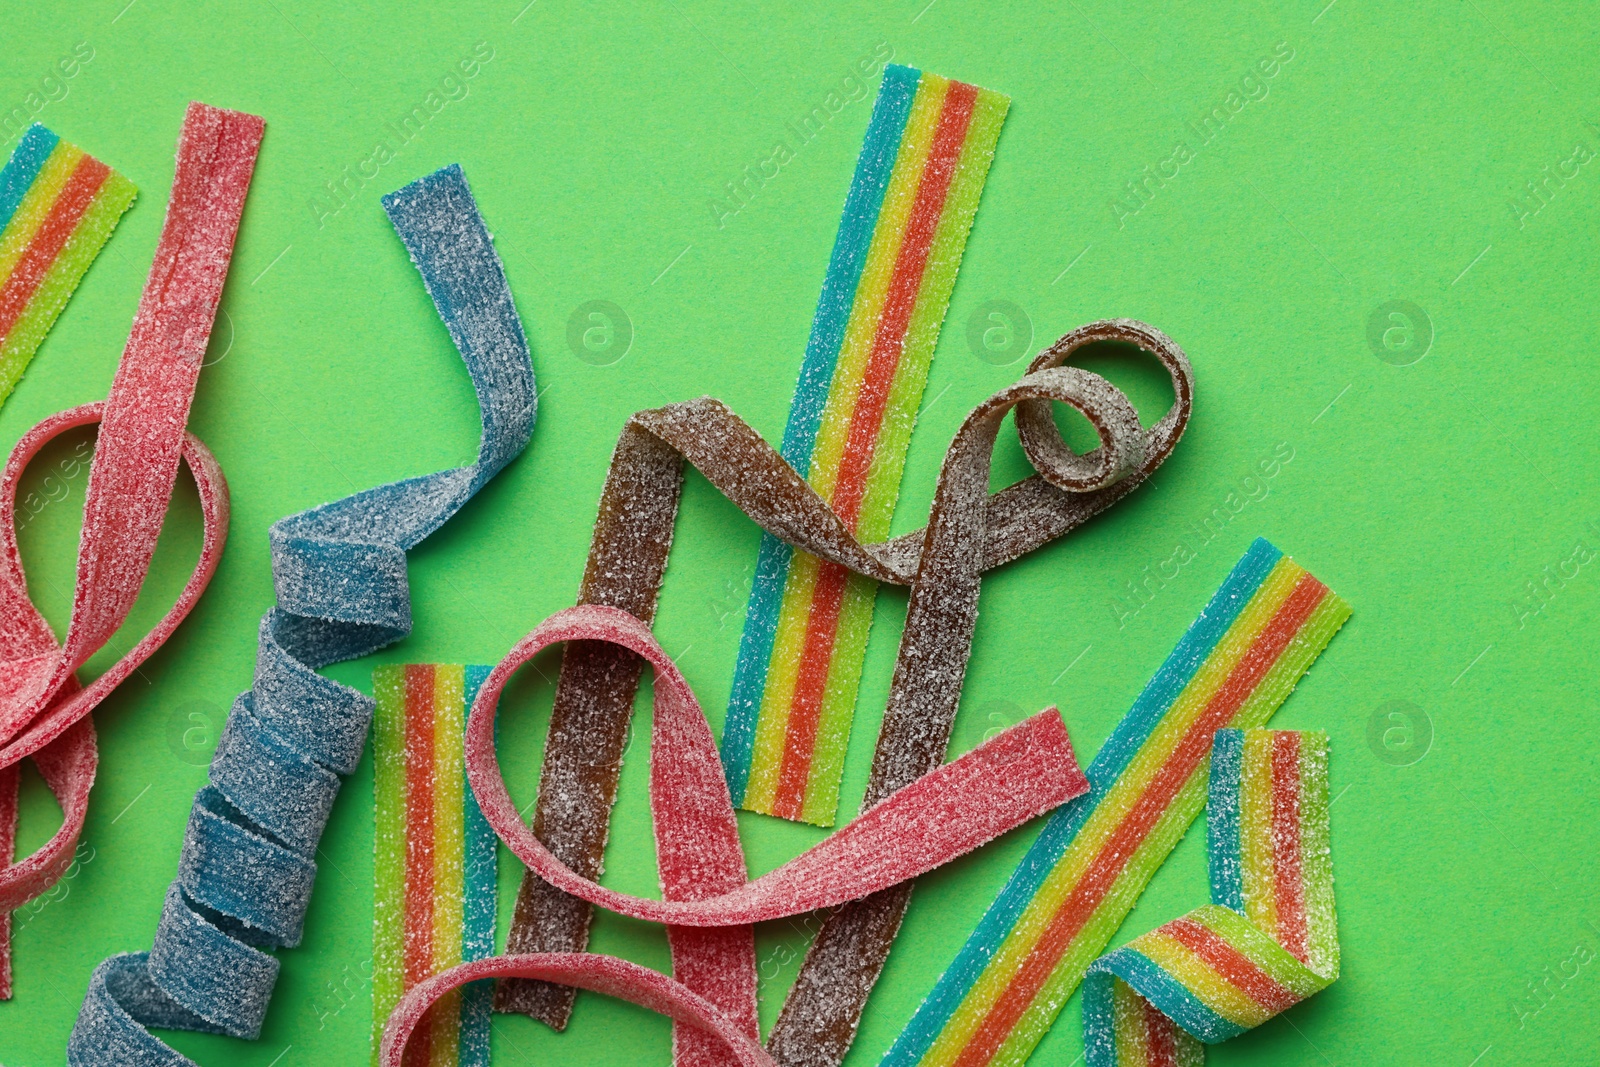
[3,2,1598,1064]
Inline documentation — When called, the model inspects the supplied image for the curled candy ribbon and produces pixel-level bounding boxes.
[382,603,1089,1067]
[0,103,262,1000]
[487,320,1193,1065]
[69,163,537,1064]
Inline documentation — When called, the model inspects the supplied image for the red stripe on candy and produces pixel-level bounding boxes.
[1146,994,1179,1067]
[1270,730,1308,963]
[949,575,1329,1067]
[768,81,982,817]
[829,80,979,532]
[402,665,437,983]
[1164,917,1298,1013]
[770,561,850,819]
[0,155,109,344]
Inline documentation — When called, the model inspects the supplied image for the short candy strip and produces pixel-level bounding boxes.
[372,664,496,1067]
[724,65,1009,826]
[69,163,536,1065]
[0,123,136,407]
[883,540,1348,1067]
[1081,729,1338,1065]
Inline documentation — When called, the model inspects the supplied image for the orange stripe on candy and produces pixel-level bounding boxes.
[948,576,1329,1067]
[1270,730,1308,963]
[0,155,109,343]
[1164,918,1298,1013]
[1146,996,1178,1067]
[403,665,437,1064]
[767,81,981,819]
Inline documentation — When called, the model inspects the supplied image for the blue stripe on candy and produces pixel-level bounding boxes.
[721,64,920,800]
[460,664,496,1067]
[1090,949,1247,1044]
[1207,729,1245,911]
[778,61,920,470]
[881,539,1283,1067]
[722,532,793,804]
[0,124,60,238]
[1080,973,1118,1067]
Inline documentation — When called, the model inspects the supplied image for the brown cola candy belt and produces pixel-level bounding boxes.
[496,319,1194,1067]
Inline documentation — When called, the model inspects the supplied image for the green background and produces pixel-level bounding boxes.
[4,0,1598,1064]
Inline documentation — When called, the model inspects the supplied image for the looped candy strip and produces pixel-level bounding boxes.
[0,102,260,1000]
[69,162,537,1065]
[383,602,1088,1067]
[0,123,137,409]
[1080,728,1337,1066]
[495,319,1194,1067]
[882,540,1348,1067]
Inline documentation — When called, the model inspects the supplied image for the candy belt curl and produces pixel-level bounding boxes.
[0,103,260,1000]
[407,320,1196,1067]
[1081,728,1339,1066]
[69,164,537,1064]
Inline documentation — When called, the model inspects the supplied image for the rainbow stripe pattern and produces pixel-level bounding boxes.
[722,64,1009,825]
[373,665,496,1067]
[0,124,136,407]
[1081,729,1338,1065]
[882,539,1349,1067]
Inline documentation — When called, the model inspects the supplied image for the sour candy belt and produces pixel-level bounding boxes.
[1082,728,1338,1065]
[493,318,1194,1067]
[386,601,1089,1067]
[0,123,136,408]
[69,163,537,1066]
[882,540,1349,1067]
[372,664,497,1067]
[723,64,1008,827]
[0,103,258,1000]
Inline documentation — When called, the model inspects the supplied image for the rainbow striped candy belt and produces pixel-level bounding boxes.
[0,123,135,409]
[722,63,1009,826]
[884,539,1348,1067]
[1081,728,1337,1065]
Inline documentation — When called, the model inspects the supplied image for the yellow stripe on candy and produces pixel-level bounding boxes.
[922,560,1303,1067]
[1134,931,1272,1029]
[801,571,877,824]
[1240,729,1277,940]
[1112,978,1148,1066]
[743,550,825,811]
[432,665,465,1067]
[808,73,949,502]
[0,141,84,283]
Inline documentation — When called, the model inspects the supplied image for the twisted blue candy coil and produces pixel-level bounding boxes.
[70,164,537,1065]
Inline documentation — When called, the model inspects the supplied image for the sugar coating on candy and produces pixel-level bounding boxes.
[882,542,1349,1067]
[0,102,255,1001]
[0,123,137,409]
[68,162,535,1064]
[385,955,779,1067]
[466,603,1086,931]
[496,320,1192,1055]
[371,664,497,1067]
[1079,730,1338,1066]
[724,65,1009,828]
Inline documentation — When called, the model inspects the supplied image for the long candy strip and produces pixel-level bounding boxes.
[0,124,136,407]
[724,65,1008,826]
[467,604,1085,1067]
[0,103,255,999]
[69,163,536,1065]
[1081,729,1338,1064]
[495,318,1193,1066]
[372,665,496,1067]
[881,540,1349,1067]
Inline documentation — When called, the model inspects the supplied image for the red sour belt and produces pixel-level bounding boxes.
[0,102,262,999]
[432,603,1089,1067]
